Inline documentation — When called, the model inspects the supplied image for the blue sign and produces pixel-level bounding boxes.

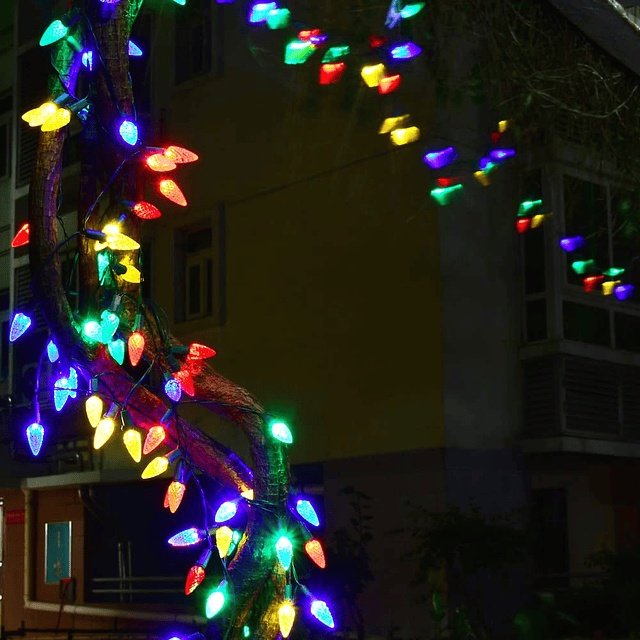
[45,521,71,584]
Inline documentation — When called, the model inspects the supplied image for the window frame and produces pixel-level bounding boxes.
[0,111,10,182]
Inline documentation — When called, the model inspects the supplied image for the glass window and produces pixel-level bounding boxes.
[526,299,547,342]
[615,313,640,353]
[563,175,608,285]
[563,301,610,346]
[175,0,213,85]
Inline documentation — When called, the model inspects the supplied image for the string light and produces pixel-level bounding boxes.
[128,331,145,366]
[46,340,59,363]
[141,454,169,479]
[128,40,143,56]
[164,377,182,403]
[214,501,238,523]
[216,526,233,557]
[85,395,103,428]
[143,426,166,455]
[275,535,293,571]
[188,343,217,359]
[159,179,187,206]
[615,284,635,301]
[310,599,335,628]
[390,42,422,59]
[249,2,277,23]
[278,602,296,638]
[304,539,326,568]
[26,422,45,456]
[390,126,420,146]
[271,421,293,443]
[108,338,126,364]
[266,7,290,29]
[319,63,346,85]
[205,582,226,618]
[322,45,350,62]
[378,74,401,94]
[119,120,139,146]
[164,480,186,513]
[11,223,30,247]
[168,528,203,547]
[430,184,463,205]
[424,147,458,169]
[560,236,586,252]
[361,64,386,87]
[94,416,116,449]
[9,312,32,342]
[123,428,142,462]
[146,154,176,172]
[296,499,320,526]
[163,146,198,163]
[53,377,71,412]
[284,40,315,65]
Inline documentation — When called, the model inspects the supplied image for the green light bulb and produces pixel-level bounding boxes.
[571,259,596,275]
[40,20,68,47]
[243,627,250,638]
[400,2,425,18]
[271,421,293,444]
[205,583,226,618]
[82,320,103,342]
[517,199,543,217]
[275,535,293,571]
[322,45,350,63]
[603,267,624,277]
[108,338,125,365]
[285,41,315,65]
[430,185,463,206]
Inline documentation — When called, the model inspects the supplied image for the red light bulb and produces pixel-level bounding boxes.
[516,218,531,234]
[490,131,502,144]
[164,480,186,513]
[583,275,605,292]
[163,146,198,164]
[188,343,217,359]
[159,179,187,206]
[436,177,462,188]
[143,425,166,455]
[305,539,326,568]
[299,29,321,41]
[133,202,162,220]
[319,62,346,85]
[12,223,30,247]
[185,565,205,595]
[128,331,145,366]
[378,74,401,94]
[146,153,177,172]
[368,34,387,49]
[173,369,195,397]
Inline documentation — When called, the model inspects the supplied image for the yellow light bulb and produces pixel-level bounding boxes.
[22,102,57,127]
[602,280,621,296]
[474,170,491,187]
[85,395,103,428]
[378,115,410,134]
[123,429,142,462]
[216,526,233,558]
[531,213,546,228]
[107,233,140,251]
[41,108,71,132]
[390,126,420,146]
[241,489,254,500]
[361,64,386,88]
[141,455,169,479]
[498,119,511,133]
[118,256,141,283]
[94,418,115,449]
[278,602,296,638]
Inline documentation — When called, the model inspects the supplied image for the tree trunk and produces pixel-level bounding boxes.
[27,2,288,638]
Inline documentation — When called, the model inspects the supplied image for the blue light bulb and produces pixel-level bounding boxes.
[296,499,320,526]
[81,51,93,70]
[390,42,422,59]
[10,312,32,342]
[215,501,238,523]
[26,422,45,456]
[271,421,293,444]
[68,367,78,399]
[119,120,138,146]
[128,41,143,56]
[54,377,71,412]
[310,600,335,628]
[46,340,59,363]
[249,2,277,22]
[168,528,202,546]
[164,378,182,403]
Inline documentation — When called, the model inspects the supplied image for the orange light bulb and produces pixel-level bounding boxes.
[164,146,198,163]
[159,179,187,206]
[146,153,177,172]
[128,331,145,366]
[164,480,186,513]
[305,539,326,568]
[143,426,166,455]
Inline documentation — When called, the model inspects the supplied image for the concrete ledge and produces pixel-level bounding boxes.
[520,435,640,457]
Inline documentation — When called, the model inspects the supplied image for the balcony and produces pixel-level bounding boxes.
[521,353,640,457]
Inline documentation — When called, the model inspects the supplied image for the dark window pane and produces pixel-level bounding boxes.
[615,313,640,353]
[564,175,608,285]
[1,320,8,378]
[187,228,212,253]
[0,290,9,311]
[206,258,213,315]
[188,264,201,316]
[175,0,212,85]
[0,123,7,178]
[524,228,545,294]
[526,299,547,342]
[563,301,610,346]
[532,488,569,589]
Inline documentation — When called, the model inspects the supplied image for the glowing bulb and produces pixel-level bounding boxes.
[602,280,621,296]
[572,259,596,275]
[40,20,68,46]
[94,418,115,449]
[173,369,195,396]
[85,395,103,428]
[163,146,198,163]
[241,489,254,500]
[518,200,543,216]
[249,2,277,23]
[474,170,491,187]
[11,223,30,247]
[205,585,226,618]
[378,74,401,94]
[400,2,425,17]
[118,256,141,283]
[390,42,422,59]
[41,108,71,132]
[424,147,458,169]
[390,126,420,146]
[188,343,217,359]
[603,268,625,277]
[168,527,202,547]
[368,34,388,49]
[143,426,166,455]
[361,64,386,87]
[26,422,45,456]
[215,501,237,523]
[216,526,233,557]
[119,120,138,146]
[185,565,205,595]
[53,377,71,412]
[243,627,250,638]
[164,481,186,513]
[133,202,161,219]
[305,539,326,568]
[322,45,350,62]
[159,179,187,206]
[310,600,335,628]
[82,320,102,342]
[123,429,142,462]
[141,455,169,479]
[319,62,346,85]
[22,102,57,127]
[430,184,463,206]
[516,218,531,234]
[46,340,59,363]
[560,236,586,252]
[489,148,516,161]
[378,115,410,134]
[128,332,145,366]
[165,378,182,403]
[146,154,176,172]
[284,40,315,65]
[128,40,143,56]
[101,310,120,343]
[104,225,140,251]
[275,536,293,571]
[10,312,32,342]
[615,284,635,301]
[278,602,296,638]
[266,7,290,28]
[271,421,293,444]
[82,51,93,70]
[296,499,320,526]
[108,338,125,364]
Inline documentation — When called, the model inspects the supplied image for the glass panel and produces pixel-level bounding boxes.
[0,123,7,178]
[563,175,608,285]
[1,320,8,378]
[186,228,212,253]
[188,263,201,316]
[206,258,213,315]
[563,301,610,346]
[524,229,545,295]
[526,299,547,342]
[615,313,640,353]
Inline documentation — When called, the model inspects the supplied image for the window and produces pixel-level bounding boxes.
[174,207,225,325]
[175,0,218,85]
[0,116,9,181]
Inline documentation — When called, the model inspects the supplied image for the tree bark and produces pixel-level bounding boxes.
[27,2,288,638]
